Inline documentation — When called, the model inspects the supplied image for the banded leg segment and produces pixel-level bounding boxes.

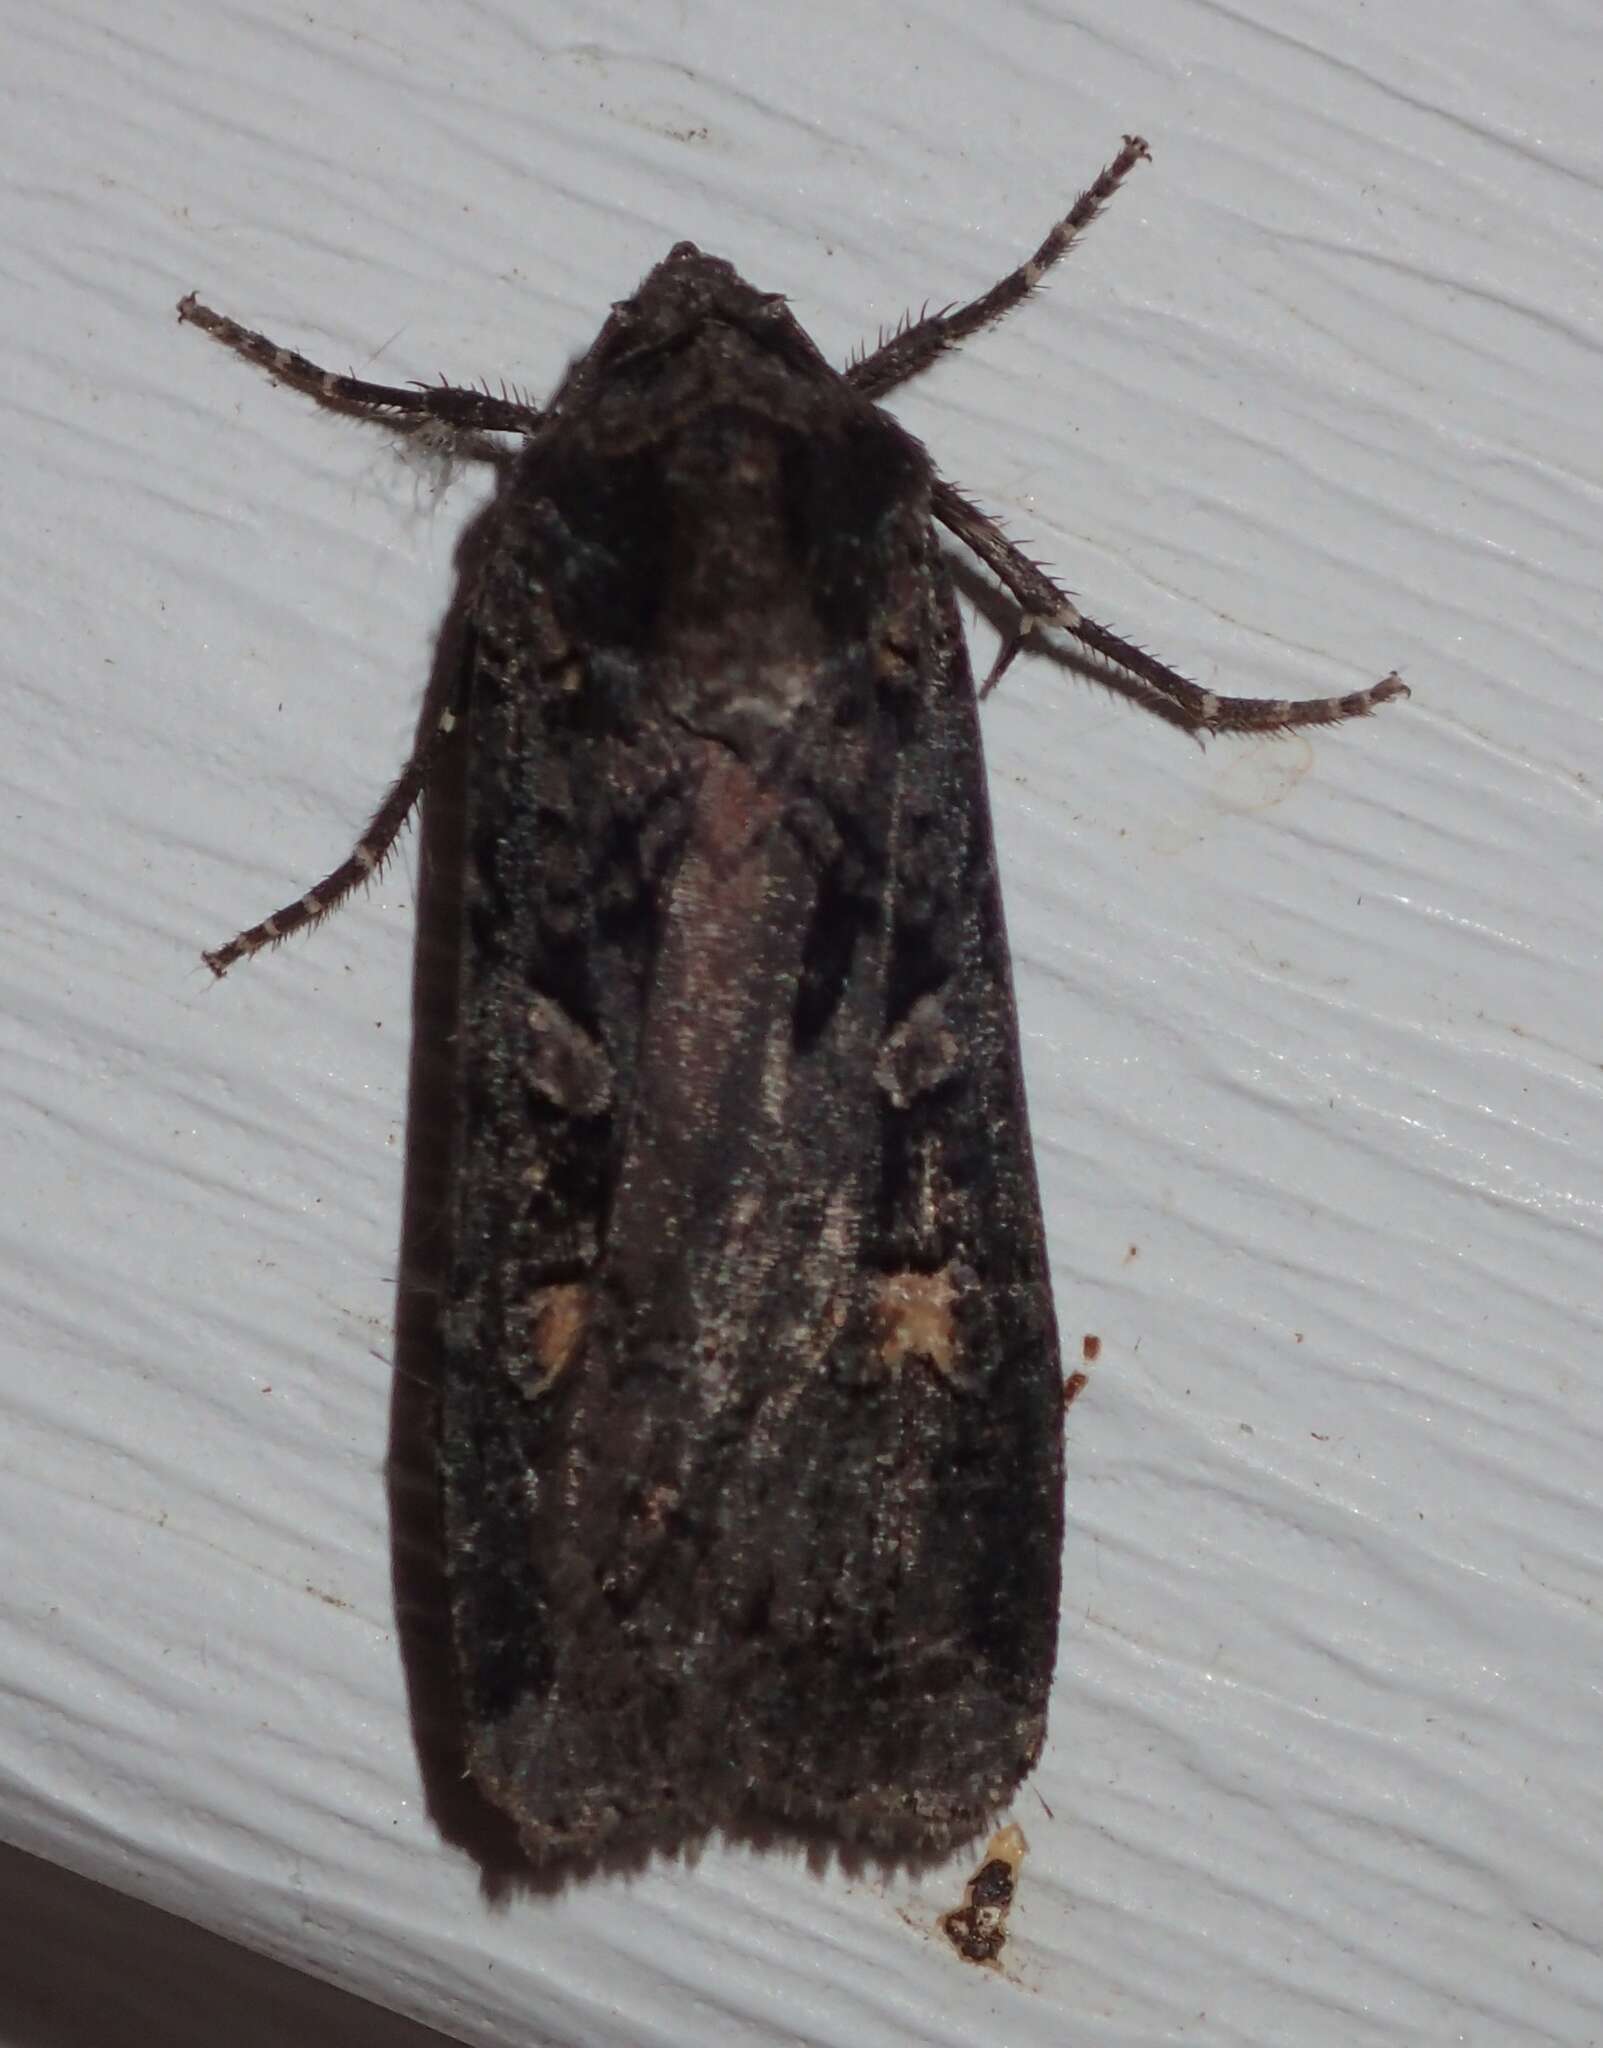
[179,292,530,974]
[845,134,1405,737]
[847,135,1150,400]
[203,693,463,976]
[177,295,543,437]
[933,479,1407,736]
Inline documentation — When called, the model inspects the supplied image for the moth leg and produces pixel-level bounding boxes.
[934,478,1408,736]
[201,687,464,977]
[846,135,1150,400]
[177,295,543,438]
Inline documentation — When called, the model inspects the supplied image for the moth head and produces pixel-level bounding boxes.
[611,241,791,345]
[547,241,832,418]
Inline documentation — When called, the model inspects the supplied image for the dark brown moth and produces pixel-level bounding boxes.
[182,138,1404,1863]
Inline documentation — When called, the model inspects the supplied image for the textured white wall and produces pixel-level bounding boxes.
[3,2,1600,2043]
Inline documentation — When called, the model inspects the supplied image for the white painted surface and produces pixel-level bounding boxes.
[3,1,1599,2041]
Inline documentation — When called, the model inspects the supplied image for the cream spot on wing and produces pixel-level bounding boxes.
[874,1267,957,1377]
[515,1281,588,1395]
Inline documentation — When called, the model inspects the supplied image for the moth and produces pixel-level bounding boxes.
[183,137,1403,1862]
